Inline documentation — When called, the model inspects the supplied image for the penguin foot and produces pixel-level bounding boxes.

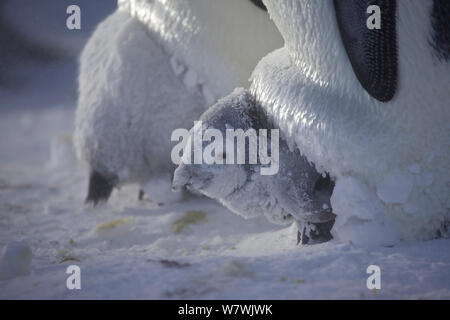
[296,212,336,245]
[85,170,115,206]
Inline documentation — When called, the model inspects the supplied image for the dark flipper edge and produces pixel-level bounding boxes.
[431,0,450,61]
[334,0,398,102]
[249,0,267,12]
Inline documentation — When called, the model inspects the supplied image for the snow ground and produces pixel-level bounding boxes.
[0,99,450,299]
[1,0,450,300]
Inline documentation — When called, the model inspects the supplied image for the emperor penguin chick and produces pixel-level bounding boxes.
[75,12,204,205]
[74,0,283,205]
[172,89,336,244]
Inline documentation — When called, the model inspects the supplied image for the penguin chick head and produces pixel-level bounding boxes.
[173,161,249,200]
[172,88,266,199]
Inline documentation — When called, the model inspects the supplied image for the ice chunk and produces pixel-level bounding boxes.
[376,169,414,204]
[332,177,401,246]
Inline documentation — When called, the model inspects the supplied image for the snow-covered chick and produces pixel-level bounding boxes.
[74,0,283,204]
[172,89,336,244]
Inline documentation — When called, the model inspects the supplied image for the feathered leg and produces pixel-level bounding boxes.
[86,170,115,205]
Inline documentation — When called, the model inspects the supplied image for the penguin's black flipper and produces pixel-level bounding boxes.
[86,170,115,205]
[249,0,267,12]
[431,0,450,61]
[333,0,398,102]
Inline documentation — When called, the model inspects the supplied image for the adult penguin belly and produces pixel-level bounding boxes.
[119,0,283,102]
[251,0,450,243]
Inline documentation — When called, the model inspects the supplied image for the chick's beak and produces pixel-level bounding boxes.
[172,164,191,191]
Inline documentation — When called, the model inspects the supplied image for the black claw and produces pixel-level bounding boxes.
[314,174,335,193]
[138,189,145,201]
[86,170,115,205]
[297,216,336,245]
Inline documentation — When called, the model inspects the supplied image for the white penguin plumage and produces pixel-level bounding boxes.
[74,0,283,204]
[174,0,449,244]
[249,0,450,242]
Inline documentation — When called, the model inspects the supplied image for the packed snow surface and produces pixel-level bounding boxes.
[0,106,450,299]
[0,0,449,300]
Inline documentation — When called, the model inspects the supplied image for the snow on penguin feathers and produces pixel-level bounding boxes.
[253,0,450,242]
[174,0,450,242]
[74,0,283,204]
